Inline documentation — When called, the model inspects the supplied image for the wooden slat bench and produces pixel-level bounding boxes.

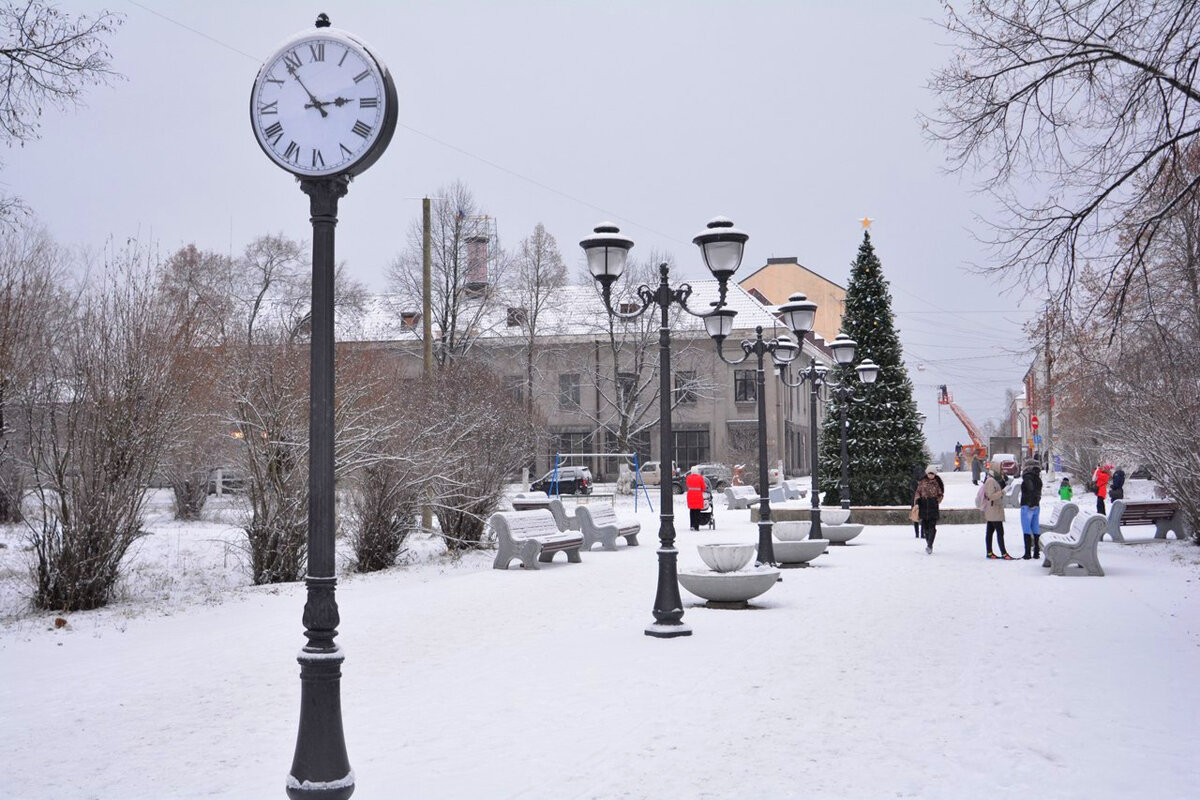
[724,485,760,510]
[1041,513,1107,576]
[1103,499,1186,543]
[490,510,583,570]
[576,505,641,551]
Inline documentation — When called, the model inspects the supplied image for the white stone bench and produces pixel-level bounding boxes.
[576,505,640,551]
[546,498,580,531]
[1103,499,1186,543]
[1041,501,1079,534]
[490,510,583,570]
[781,479,808,500]
[1041,513,1107,576]
[725,485,760,510]
[1003,478,1021,508]
[511,491,551,511]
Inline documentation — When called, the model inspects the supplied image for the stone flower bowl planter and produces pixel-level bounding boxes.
[822,523,864,545]
[822,508,852,526]
[773,521,811,541]
[697,543,756,573]
[678,567,781,609]
[770,538,828,567]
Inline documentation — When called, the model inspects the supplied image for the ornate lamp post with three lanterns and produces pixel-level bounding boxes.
[766,295,878,538]
[580,217,748,638]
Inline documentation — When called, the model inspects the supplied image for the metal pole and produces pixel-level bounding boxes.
[421,197,433,531]
[647,264,690,638]
[290,177,353,800]
[753,328,775,565]
[839,392,851,509]
[808,363,823,540]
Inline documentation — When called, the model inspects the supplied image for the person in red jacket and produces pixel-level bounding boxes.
[1093,464,1112,515]
[685,467,707,531]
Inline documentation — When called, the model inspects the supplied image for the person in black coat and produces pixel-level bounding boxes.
[909,464,926,538]
[1109,467,1126,501]
[1019,459,1044,559]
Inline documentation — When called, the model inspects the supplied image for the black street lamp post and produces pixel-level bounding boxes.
[580,218,748,638]
[825,334,878,510]
[770,296,878,539]
[705,322,793,566]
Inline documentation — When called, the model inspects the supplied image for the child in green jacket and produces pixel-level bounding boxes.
[1059,477,1073,500]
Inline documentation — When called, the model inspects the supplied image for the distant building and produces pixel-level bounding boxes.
[738,257,846,343]
[338,282,834,481]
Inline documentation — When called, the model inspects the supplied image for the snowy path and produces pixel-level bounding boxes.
[1,472,1197,799]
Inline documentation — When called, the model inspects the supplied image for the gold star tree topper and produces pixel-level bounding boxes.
[859,216,874,229]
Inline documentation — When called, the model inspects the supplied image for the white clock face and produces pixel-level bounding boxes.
[251,34,389,177]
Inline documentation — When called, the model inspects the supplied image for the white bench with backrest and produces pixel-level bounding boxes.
[1040,501,1079,534]
[1003,478,1021,508]
[546,498,580,531]
[576,505,640,551]
[490,510,583,570]
[511,491,551,511]
[1041,512,1107,576]
[1103,499,1186,543]
[781,479,808,500]
[725,485,760,510]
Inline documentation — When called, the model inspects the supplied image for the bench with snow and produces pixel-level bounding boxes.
[725,485,760,510]
[1040,501,1079,534]
[490,510,583,570]
[576,504,640,551]
[1103,499,1186,543]
[546,497,580,531]
[511,491,551,511]
[1003,478,1021,508]
[1040,513,1107,576]
[781,479,809,500]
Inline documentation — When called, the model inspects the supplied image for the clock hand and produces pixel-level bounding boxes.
[285,63,328,118]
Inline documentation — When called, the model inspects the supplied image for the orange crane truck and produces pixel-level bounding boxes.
[937,385,987,469]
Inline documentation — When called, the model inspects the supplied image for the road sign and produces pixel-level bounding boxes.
[1033,434,1043,445]
[1031,414,1039,431]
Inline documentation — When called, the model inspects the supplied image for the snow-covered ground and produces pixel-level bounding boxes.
[1,471,1197,799]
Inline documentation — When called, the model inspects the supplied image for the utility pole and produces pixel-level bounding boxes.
[1045,304,1054,476]
[421,197,433,529]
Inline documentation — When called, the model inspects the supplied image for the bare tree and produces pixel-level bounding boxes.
[506,222,567,416]
[385,181,507,366]
[0,222,63,522]
[577,253,719,460]
[0,1,122,221]
[926,0,1200,318]
[21,241,188,611]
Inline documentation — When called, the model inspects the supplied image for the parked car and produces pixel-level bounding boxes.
[692,463,733,491]
[531,466,593,495]
[638,460,678,487]
[990,453,1018,477]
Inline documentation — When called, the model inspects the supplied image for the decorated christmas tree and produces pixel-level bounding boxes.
[817,230,928,505]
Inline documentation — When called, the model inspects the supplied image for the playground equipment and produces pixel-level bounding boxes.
[937,385,987,467]
[548,452,654,512]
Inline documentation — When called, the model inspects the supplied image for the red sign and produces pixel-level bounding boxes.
[1031,414,1039,430]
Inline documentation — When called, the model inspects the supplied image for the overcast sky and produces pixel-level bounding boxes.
[6,0,1042,456]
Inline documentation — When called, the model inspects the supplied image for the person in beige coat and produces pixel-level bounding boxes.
[982,467,1013,559]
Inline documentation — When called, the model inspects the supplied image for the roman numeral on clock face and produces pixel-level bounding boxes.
[340,143,353,157]
[309,43,325,62]
[353,69,370,83]
[312,149,325,168]
[263,121,283,145]
[359,97,378,109]
[283,141,300,163]
[282,51,302,71]
[258,100,278,115]
[352,121,373,138]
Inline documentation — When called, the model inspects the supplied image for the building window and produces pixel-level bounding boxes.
[400,311,421,330]
[734,369,756,402]
[558,373,581,409]
[617,371,637,409]
[503,375,524,404]
[619,301,641,314]
[506,306,528,327]
[673,429,710,471]
[674,370,697,405]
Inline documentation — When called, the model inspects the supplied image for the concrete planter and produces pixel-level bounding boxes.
[773,521,811,541]
[678,567,781,608]
[770,538,828,566]
[697,543,756,573]
[822,523,864,545]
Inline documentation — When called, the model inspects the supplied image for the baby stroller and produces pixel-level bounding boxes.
[695,486,716,530]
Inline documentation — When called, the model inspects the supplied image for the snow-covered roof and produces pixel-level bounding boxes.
[336,280,808,346]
